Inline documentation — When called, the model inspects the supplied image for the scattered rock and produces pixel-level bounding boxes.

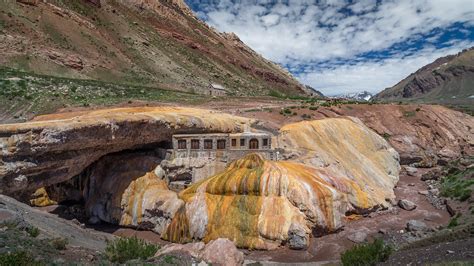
[418,190,429,195]
[406,220,428,232]
[398,199,417,211]
[408,183,415,187]
[347,231,368,243]
[447,250,455,254]
[405,166,418,176]
[378,229,388,234]
[421,168,442,181]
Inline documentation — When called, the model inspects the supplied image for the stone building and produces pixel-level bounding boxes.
[172,131,274,161]
[208,83,227,96]
[160,131,275,191]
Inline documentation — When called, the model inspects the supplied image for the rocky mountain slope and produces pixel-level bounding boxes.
[0,0,305,97]
[375,47,474,112]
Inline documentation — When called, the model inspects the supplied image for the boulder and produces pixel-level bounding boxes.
[155,239,243,266]
[398,199,417,211]
[347,231,368,243]
[405,166,418,176]
[418,190,429,196]
[201,238,244,266]
[155,242,205,259]
[287,223,309,250]
[406,220,428,232]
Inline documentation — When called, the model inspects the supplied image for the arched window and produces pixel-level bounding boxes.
[249,138,259,149]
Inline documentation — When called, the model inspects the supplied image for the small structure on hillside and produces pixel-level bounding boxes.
[208,83,227,96]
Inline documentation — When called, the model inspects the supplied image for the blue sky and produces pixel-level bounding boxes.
[184,0,474,95]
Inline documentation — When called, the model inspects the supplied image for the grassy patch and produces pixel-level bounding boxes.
[26,227,40,238]
[440,167,474,202]
[341,239,392,266]
[105,237,159,263]
[50,238,68,250]
[0,251,36,266]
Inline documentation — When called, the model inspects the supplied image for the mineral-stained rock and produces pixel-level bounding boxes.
[120,170,184,234]
[163,150,398,250]
[398,199,417,211]
[29,187,57,207]
[0,107,251,195]
[278,117,400,208]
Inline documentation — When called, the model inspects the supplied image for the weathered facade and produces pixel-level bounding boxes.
[172,132,274,161]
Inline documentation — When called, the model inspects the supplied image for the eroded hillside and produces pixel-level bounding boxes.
[0,0,305,97]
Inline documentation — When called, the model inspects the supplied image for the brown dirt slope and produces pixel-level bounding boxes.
[0,0,305,96]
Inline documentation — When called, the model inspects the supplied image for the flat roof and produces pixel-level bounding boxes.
[173,132,270,138]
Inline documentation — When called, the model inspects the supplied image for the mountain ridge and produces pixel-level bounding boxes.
[374,47,474,113]
[1,0,306,96]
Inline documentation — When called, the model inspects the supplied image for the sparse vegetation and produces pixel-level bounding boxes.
[403,111,417,117]
[440,167,474,202]
[105,237,159,263]
[448,214,461,228]
[50,238,68,250]
[26,227,40,238]
[341,239,392,266]
[0,251,35,266]
[382,133,391,140]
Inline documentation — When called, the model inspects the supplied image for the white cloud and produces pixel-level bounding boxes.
[190,0,474,94]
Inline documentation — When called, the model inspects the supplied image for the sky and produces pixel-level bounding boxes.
[184,0,474,96]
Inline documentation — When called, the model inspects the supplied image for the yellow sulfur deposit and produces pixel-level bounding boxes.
[30,187,57,207]
[163,118,400,250]
[278,117,400,208]
[163,153,390,249]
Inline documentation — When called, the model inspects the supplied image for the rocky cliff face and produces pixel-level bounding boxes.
[375,47,474,109]
[0,107,251,195]
[2,0,305,96]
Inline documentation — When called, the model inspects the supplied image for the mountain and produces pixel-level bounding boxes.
[335,91,373,101]
[374,47,474,112]
[303,85,326,98]
[0,0,306,97]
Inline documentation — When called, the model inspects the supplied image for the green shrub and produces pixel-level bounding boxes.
[309,106,318,111]
[26,227,40,238]
[441,168,474,202]
[341,239,392,266]
[50,238,68,250]
[448,214,461,228]
[0,251,35,266]
[105,237,159,263]
[382,133,391,140]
